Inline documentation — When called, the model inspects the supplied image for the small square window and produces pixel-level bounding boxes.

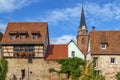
[20,35,25,39]
[10,35,15,40]
[111,58,115,64]
[101,44,107,49]
[33,34,38,39]
[71,51,75,57]
[93,58,98,68]
[14,46,19,52]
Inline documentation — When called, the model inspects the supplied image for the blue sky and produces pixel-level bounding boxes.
[0,0,120,44]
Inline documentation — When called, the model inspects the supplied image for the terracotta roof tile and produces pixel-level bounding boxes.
[45,44,68,60]
[1,22,49,44]
[90,30,120,55]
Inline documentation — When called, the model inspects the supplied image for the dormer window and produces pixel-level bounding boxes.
[20,34,26,39]
[33,34,38,39]
[101,43,107,49]
[9,31,18,40]
[19,31,28,39]
[10,34,15,40]
[31,31,40,39]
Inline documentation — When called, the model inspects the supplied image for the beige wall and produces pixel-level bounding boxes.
[93,55,120,80]
[2,46,14,57]
[34,46,44,57]
[6,59,62,80]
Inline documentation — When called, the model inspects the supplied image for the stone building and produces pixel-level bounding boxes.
[77,6,120,80]
[0,22,61,80]
[0,21,85,80]
[87,30,120,80]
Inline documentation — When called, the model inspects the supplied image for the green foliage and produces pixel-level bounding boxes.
[80,60,105,80]
[116,72,120,80]
[0,58,7,80]
[56,58,105,80]
[57,57,85,79]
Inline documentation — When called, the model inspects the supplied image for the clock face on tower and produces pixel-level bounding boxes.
[82,25,86,30]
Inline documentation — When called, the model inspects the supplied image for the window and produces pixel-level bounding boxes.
[93,58,98,68]
[81,38,85,44]
[14,46,19,52]
[20,34,25,39]
[71,51,75,57]
[10,35,15,40]
[33,34,38,39]
[20,46,24,52]
[111,58,115,64]
[29,46,34,52]
[21,69,25,79]
[25,46,30,52]
[14,45,34,52]
[101,44,107,49]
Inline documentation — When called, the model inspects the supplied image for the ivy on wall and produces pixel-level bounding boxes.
[0,58,7,80]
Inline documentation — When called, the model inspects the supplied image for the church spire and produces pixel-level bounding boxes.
[79,5,87,30]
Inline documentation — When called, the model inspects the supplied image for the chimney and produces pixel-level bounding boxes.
[92,26,95,30]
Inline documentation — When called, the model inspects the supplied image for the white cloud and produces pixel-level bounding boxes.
[0,23,7,33]
[0,0,41,13]
[50,35,76,44]
[38,4,81,25]
[38,2,120,27]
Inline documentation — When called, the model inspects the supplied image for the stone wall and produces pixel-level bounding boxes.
[6,59,62,80]
[93,55,120,80]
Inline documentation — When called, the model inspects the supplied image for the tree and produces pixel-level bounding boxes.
[116,72,120,80]
[0,58,7,80]
[79,59,105,80]
[57,57,85,80]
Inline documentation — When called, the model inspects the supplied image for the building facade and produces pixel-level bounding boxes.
[1,22,49,58]
[0,22,62,80]
[88,30,120,80]
[68,40,84,60]
[77,6,120,80]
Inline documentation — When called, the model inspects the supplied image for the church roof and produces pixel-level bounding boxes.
[79,6,87,30]
[90,30,120,55]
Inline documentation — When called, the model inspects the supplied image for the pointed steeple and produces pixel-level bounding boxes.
[79,5,87,30]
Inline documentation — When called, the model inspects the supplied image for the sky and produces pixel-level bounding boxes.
[0,0,120,44]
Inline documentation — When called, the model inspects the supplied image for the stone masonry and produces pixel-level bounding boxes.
[6,59,62,80]
[93,55,120,80]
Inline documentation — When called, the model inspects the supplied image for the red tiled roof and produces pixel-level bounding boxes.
[45,44,68,60]
[90,30,120,55]
[1,22,49,44]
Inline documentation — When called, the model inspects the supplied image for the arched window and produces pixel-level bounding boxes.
[82,38,85,44]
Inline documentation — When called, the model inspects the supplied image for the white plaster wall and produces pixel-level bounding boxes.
[68,41,84,60]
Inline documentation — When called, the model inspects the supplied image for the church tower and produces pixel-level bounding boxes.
[77,6,88,55]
